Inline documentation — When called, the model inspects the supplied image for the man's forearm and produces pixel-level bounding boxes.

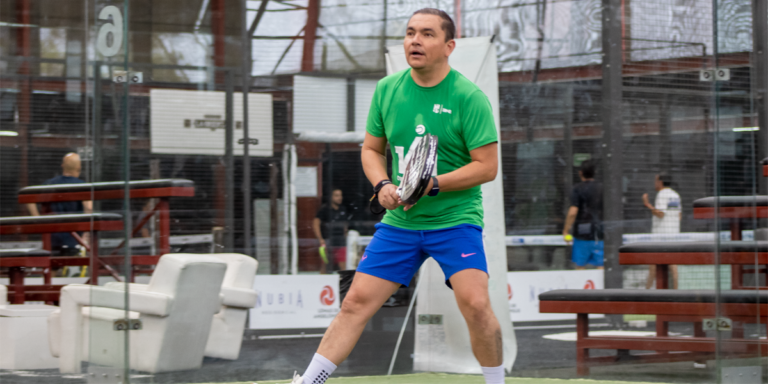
[564,214,576,234]
[362,148,390,187]
[312,219,324,241]
[563,207,578,234]
[26,203,40,216]
[436,160,496,193]
[645,204,664,218]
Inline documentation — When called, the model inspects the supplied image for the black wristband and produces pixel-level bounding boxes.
[373,179,392,194]
[428,176,439,197]
[369,179,392,215]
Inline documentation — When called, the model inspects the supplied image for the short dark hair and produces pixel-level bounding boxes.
[411,8,456,42]
[657,172,672,187]
[580,160,596,179]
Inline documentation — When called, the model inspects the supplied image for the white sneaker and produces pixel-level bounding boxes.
[289,371,304,383]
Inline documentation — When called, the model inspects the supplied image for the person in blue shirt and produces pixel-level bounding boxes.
[26,153,93,256]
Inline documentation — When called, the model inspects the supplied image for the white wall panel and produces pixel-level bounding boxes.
[150,89,273,156]
[354,79,378,133]
[293,76,347,134]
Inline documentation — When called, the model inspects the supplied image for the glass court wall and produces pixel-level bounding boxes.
[1,0,768,383]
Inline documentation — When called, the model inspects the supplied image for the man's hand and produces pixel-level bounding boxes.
[401,178,434,211]
[643,193,665,219]
[378,183,401,210]
[642,193,651,207]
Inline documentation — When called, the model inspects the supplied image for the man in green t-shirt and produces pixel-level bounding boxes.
[286,9,503,384]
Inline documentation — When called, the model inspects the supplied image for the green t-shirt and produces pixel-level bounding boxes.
[366,68,498,230]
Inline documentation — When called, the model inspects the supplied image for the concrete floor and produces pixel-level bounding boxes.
[0,307,763,384]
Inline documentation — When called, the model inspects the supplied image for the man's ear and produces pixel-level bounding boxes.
[445,39,456,56]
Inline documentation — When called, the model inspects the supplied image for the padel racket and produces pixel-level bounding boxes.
[397,133,438,205]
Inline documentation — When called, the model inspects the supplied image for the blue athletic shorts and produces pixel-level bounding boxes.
[571,239,604,267]
[357,223,488,288]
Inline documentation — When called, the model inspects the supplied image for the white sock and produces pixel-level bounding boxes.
[302,353,337,384]
[481,364,505,384]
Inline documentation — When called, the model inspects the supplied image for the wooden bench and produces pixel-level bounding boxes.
[18,179,194,257]
[762,157,768,177]
[540,289,768,375]
[620,240,768,340]
[0,213,123,303]
[693,196,768,240]
[0,248,51,304]
[620,241,768,290]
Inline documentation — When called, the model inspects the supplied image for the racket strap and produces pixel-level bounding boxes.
[369,179,392,215]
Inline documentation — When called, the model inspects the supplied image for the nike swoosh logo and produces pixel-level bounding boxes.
[461,253,476,258]
[361,255,368,261]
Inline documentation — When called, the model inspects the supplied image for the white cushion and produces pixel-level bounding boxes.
[203,253,258,360]
[103,282,149,292]
[61,284,174,317]
[215,253,258,288]
[220,286,258,308]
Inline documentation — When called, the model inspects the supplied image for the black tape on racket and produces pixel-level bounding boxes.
[398,134,438,205]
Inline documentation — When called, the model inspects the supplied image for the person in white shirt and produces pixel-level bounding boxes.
[643,173,681,289]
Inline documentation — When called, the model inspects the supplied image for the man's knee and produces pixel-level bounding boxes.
[339,288,377,318]
[458,294,494,323]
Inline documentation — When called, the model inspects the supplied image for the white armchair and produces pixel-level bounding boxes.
[0,284,7,305]
[48,254,227,373]
[203,253,258,360]
[100,254,258,360]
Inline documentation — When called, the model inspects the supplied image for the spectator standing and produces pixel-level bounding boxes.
[562,160,604,270]
[644,173,681,289]
[26,153,93,256]
[312,188,349,273]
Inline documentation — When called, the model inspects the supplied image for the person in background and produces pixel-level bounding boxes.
[562,160,604,270]
[313,188,349,273]
[26,152,92,257]
[644,172,681,289]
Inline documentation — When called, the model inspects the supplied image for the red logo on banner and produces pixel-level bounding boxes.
[320,285,336,306]
[584,280,595,290]
[507,284,513,300]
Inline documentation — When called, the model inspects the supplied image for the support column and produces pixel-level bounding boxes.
[302,0,320,72]
[659,94,673,172]
[16,0,32,192]
[563,85,574,215]
[754,0,768,195]
[347,78,355,132]
[212,0,226,83]
[225,71,235,252]
[601,0,624,292]
[241,0,252,257]
[270,162,279,274]
[454,0,462,38]
[130,0,153,65]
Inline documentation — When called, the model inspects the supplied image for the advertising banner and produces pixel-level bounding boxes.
[507,270,604,322]
[150,89,273,156]
[249,275,340,330]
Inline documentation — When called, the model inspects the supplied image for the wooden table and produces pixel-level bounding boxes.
[620,241,768,339]
[0,249,50,304]
[0,213,123,303]
[540,288,768,375]
[18,179,194,258]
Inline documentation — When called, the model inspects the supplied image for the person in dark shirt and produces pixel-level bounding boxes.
[26,153,92,256]
[312,188,349,273]
[562,160,604,269]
